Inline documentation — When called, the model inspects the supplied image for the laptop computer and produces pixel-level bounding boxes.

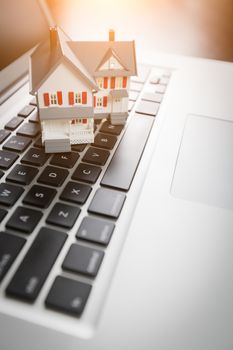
[0,1,233,349]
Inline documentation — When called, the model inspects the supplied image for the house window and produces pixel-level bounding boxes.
[116,77,122,88]
[97,78,104,89]
[75,93,82,104]
[50,93,57,105]
[109,57,115,69]
[97,97,103,107]
[115,98,121,103]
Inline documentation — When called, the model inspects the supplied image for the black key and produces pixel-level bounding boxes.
[29,97,37,106]
[46,202,81,229]
[101,115,154,191]
[93,133,117,150]
[88,188,126,219]
[37,166,68,187]
[6,227,67,301]
[3,135,32,152]
[0,129,10,144]
[76,216,114,246]
[45,276,91,316]
[16,123,40,138]
[23,185,57,208]
[6,206,43,234]
[82,147,109,166]
[34,137,43,148]
[71,143,86,152]
[21,147,49,167]
[72,163,101,184]
[60,181,91,205]
[18,105,35,117]
[0,209,7,222]
[135,100,159,116]
[100,121,123,135]
[5,116,24,130]
[0,170,4,179]
[0,183,24,207]
[6,164,39,185]
[62,243,104,277]
[50,152,79,168]
[28,110,39,123]
[0,233,26,283]
[0,150,18,170]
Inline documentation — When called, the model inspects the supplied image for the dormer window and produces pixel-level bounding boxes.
[97,78,104,89]
[109,57,115,69]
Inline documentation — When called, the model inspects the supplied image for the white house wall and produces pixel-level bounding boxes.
[37,61,93,109]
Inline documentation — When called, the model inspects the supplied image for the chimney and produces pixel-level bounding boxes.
[109,29,115,42]
[50,27,58,50]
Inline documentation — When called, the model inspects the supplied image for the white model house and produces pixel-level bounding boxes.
[29,27,137,153]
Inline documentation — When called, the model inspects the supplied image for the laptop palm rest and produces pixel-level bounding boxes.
[171,114,233,210]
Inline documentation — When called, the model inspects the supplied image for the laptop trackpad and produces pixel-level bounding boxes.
[171,114,233,210]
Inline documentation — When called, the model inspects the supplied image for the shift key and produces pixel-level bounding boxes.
[6,227,67,302]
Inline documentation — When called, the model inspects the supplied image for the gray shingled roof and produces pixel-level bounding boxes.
[30,27,98,94]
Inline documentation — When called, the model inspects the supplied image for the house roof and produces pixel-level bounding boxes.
[30,27,137,94]
[30,27,98,94]
[68,40,137,78]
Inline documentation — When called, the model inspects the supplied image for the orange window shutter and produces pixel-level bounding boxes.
[83,118,87,124]
[68,92,74,105]
[110,77,115,89]
[43,93,50,106]
[123,76,127,88]
[82,92,87,104]
[103,96,108,107]
[104,77,108,89]
[57,91,63,105]
[94,96,96,107]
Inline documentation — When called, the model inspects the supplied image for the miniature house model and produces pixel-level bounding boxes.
[29,27,137,153]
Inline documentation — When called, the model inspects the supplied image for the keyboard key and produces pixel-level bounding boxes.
[130,81,143,92]
[28,110,39,123]
[34,137,43,148]
[154,84,166,94]
[0,170,4,179]
[76,216,114,246]
[93,133,117,150]
[0,150,18,170]
[6,206,43,234]
[46,202,81,229]
[142,92,163,103]
[18,105,35,117]
[21,147,49,167]
[0,233,26,283]
[0,183,24,207]
[135,100,160,116]
[129,90,139,101]
[62,243,104,277]
[72,163,101,183]
[50,152,79,168]
[88,188,126,219]
[23,185,57,208]
[3,135,32,152]
[0,129,10,144]
[16,123,40,138]
[6,227,67,301]
[0,209,7,222]
[100,121,124,136]
[159,76,170,85]
[45,276,91,316]
[101,114,154,191]
[29,97,37,106]
[5,116,24,130]
[71,143,86,152]
[60,181,91,205]
[37,166,68,187]
[6,164,39,185]
[82,147,109,166]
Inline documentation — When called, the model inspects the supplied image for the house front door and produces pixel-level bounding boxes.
[112,98,122,114]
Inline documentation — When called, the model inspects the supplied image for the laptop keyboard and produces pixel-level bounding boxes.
[0,65,172,319]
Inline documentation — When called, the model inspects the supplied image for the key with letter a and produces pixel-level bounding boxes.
[6,206,43,234]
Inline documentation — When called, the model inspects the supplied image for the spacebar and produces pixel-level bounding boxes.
[101,115,154,191]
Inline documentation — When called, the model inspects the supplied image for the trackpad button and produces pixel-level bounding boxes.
[171,115,233,210]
